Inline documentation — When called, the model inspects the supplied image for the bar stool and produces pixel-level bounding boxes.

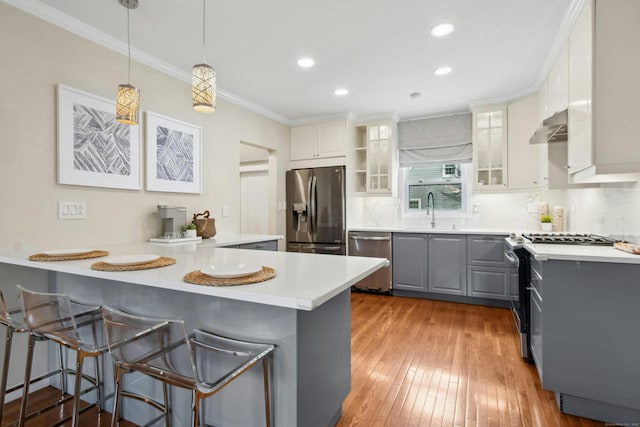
[17,285,110,427]
[0,289,96,425]
[101,306,275,427]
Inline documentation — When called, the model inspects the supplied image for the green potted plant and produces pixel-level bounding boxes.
[540,214,553,232]
[182,223,197,238]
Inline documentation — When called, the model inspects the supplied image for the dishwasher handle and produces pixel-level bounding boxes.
[349,236,391,241]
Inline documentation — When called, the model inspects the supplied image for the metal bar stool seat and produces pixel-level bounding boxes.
[101,306,275,427]
[17,285,110,427]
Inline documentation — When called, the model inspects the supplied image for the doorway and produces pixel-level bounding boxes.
[239,142,276,234]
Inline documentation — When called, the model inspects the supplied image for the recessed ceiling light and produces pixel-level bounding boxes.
[434,66,452,76]
[430,23,455,37]
[297,57,315,68]
[334,88,349,96]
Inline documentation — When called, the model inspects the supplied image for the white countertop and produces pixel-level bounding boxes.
[152,231,283,247]
[504,237,640,264]
[348,226,513,235]
[0,241,386,311]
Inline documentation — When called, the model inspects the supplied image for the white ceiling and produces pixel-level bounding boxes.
[10,0,575,124]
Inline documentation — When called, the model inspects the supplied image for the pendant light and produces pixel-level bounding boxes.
[192,0,216,112]
[116,0,140,125]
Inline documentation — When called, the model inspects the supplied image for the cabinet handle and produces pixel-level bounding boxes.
[565,165,571,169]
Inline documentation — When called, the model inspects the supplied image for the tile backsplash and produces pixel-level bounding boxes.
[347,181,640,241]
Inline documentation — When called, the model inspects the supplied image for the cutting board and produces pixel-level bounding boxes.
[613,242,640,254]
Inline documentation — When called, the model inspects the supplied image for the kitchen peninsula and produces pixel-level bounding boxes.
[0,241,387,426]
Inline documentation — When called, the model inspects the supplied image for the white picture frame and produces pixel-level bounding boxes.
[57,84,141,190]
[145,111,202,194]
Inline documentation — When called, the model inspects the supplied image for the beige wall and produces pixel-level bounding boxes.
[0,3,289,253]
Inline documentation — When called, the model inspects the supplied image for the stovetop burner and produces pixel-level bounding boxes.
[522,233,616,246]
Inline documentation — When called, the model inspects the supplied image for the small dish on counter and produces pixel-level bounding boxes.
[200,263,262,279]
[102,254,160,266]
[42,248,94,257]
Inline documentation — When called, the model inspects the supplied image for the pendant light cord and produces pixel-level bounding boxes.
[127,8,131,84]
[202,0,206,64]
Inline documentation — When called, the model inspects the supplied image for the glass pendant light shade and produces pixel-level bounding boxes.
[192,64,216,113]
[116,84,140,125]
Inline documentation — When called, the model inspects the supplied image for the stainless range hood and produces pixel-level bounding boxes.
[529,109,567,144]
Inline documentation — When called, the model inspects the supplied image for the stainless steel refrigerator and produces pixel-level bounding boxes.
[286,166,346,255]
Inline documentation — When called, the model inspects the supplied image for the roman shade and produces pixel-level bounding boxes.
[398,113,472,166]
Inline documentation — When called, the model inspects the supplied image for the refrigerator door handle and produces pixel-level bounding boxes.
[307,175,313,233]
[310,175,317,234]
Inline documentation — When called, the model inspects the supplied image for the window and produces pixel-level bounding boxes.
[404,163,469,213]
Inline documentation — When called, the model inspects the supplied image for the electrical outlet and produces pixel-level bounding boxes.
[222,205,230,217]
[58,201,87,219]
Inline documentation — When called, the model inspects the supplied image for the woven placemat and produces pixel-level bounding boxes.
[29,250,109,262]
[91,257,176,272]
[184,266,276,287]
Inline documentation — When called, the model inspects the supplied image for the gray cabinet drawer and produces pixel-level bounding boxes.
[236,240,278,251]
[467,234,510,267]
[467,266,510,299]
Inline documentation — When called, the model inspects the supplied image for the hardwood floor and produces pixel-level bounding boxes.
[0,387,138,427]
[1,293,605,426]
[337,293,604,427]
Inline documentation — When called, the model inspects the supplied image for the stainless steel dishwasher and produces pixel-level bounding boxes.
[348,231,392,293]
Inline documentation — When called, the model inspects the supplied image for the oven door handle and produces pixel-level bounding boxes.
[526,286,542,302]
[504,250,520,267]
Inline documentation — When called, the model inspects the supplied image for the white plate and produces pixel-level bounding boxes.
[200,263,262,279]
[103,254,160,266]
[42,248,93,257]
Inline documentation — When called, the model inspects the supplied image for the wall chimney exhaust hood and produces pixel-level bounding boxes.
[529,109,567,144]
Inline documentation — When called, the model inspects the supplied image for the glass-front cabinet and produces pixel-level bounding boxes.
[367,124,391,192]
[472,104,508,190]
[352,120,397,194]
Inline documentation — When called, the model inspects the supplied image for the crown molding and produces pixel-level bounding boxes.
[533,0,585,88]
[3,0,292,126]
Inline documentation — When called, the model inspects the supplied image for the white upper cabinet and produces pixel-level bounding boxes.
[290,120,346,161]
[567,0,640,181]
[547,43,569,117]
[508,94,547,190]
[472,104,508,190]
[567,0,593,175]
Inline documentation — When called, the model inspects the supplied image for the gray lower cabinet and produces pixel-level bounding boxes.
[466,234,515,300]
[392,234,427,291]
[393,232,514,303]
[226,240,278,251]
[427,234,466,295]
[533,259,640,422]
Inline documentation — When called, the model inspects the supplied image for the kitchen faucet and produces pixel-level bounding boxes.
[426,192,436,228]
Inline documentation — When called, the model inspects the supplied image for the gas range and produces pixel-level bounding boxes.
[521,233,616,246]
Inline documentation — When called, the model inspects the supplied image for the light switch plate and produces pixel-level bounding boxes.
[59,201,87,219]
[222,205,230,217]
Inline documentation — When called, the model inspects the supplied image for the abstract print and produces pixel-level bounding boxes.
[155,125,194,183]
[73,103,131,176]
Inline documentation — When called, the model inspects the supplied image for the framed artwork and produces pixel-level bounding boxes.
[57,84,141,190]
[145,111,202,194]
